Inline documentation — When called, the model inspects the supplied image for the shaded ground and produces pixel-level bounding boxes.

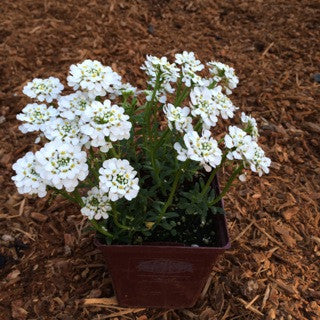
[0,0,319,319]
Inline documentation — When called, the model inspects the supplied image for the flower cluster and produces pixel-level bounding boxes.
[67,59,122,99]
[241,112,259,140]
[190,87,219,128]
[212,86,237,119]
[114,82,137,98]
[12,152,48,198]
[81,187,111,220]
[99,158,140,201]
[249,144,271,176]
[225,126,254,160]
[141,55,179,103]
[81,100,132,149]
[17,103,59,133]
[12,141,90,196]
[175,51,204,87]
[23,77,64,102]
[174,130,222,172]
[57,91,91,120]
[163,104,192,133]
[207,61,239,94]
[225,126,270,176]
[35,141,88,192]
[13,59,138,206]
[190,86,237,129]
[43,117,89,146]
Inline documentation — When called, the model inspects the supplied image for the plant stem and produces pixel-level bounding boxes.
[175,86,191,106]
[110,147,119,159]
[50,187,79,204]
[99,151,106,162]
[200,167,220,197]
[143,72,162,180]
[155,128,170,150]
[144,72,163,185]
[90,219,114,238]
[157,160,190,224]
[126,98,138,162]
[111,203,132,231]
[208,80,217,89]
[174,76,183,105]
[218,137,224,144]
[208,163,244,206]
[200,153,228,197]
[150,150,161,184]
[145,72,162,144]
[194,120,202,132]
[88,148,100,183]
[72,189,84,206]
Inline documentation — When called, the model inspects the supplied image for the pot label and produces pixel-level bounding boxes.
[136,259,193,275]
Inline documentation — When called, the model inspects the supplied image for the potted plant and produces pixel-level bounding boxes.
[12,52,271,308]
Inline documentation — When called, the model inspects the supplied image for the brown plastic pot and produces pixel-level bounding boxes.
[95,176,230,308]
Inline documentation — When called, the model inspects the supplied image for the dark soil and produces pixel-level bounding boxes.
[0,0,319,319]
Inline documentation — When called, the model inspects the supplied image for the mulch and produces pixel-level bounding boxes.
[0,0,319,319]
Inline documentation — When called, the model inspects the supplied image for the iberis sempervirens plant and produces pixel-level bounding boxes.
[12,53,271,245]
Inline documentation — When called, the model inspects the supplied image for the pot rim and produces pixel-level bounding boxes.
[94,237,231,250]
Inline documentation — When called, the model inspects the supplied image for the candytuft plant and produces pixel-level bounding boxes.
[12,53,271,247]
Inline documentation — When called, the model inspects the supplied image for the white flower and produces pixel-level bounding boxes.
[43,117,89,146]
[226,126,270,176]
[174,130,222,172]
[81,100,132,148]
[175,51,204,87]
[81,187,111,220]
[141,55,179,102]
[190,86,219,128]
[99,158,140,201]
[241,112,259,140]
[144,89,167,104]
[17,103,59,133]
[99,142,113,153]
[141,55,179,82]
[207,61,239,94]
[12,152,48,197]
[23,77,64,102]
[35,141,88,192]
[190,86,237,126]
[163,103,193,133]
[67,60,122,99]
[173,142,188,161]
[175,51,203,71]
[111,82,137,98]
[212,86,237,120]
[57,91,92,120]
[225,126,255,161]
[248,143,271,176]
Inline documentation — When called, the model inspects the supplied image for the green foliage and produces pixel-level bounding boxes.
[56,70,236,246]
[84,82,230,246]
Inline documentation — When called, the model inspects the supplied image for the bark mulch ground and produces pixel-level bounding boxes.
[0,0,319,319]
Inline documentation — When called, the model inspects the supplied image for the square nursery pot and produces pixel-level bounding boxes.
[95,176,230,308]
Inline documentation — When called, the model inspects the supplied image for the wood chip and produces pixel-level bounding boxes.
[237,297,264,316]
[31,212,48,223]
